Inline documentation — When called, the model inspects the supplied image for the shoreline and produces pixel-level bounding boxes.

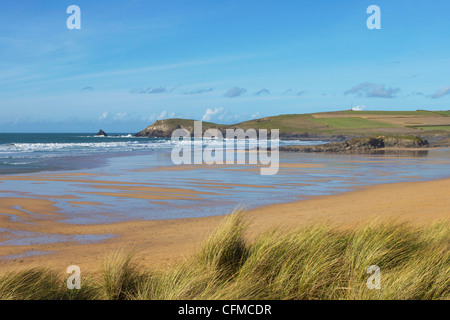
[279,140,450,154]
[0,177,448,274]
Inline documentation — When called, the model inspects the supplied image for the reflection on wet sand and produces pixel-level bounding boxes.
[368,149,429,157]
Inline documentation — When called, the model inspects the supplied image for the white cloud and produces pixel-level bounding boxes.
[99,111,110,120]
[352,105,366,111]
[157,110,175,120]
[115,112,128,120]
[202,107,225,121]
[158,110,167,119]
[99,111,131,121]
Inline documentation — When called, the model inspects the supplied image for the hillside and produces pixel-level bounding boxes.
[134,110,450,141]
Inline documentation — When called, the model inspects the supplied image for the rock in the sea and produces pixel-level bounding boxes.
[95,129,108,137]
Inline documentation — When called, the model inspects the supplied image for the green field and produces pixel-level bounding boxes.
[434,111,450,117]
[234,114,318,133]
[340,110,444,116]
[412,125,450,132]
[310,117,395,129]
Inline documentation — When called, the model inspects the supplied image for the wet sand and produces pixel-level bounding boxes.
[0,177,448,274]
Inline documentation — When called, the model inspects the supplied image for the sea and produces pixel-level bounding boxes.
[0,133,321,175]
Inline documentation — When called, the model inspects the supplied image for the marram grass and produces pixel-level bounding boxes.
[0,210,448,300]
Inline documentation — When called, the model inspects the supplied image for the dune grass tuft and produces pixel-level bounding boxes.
[0,212,448,300]
[100,247,146,300]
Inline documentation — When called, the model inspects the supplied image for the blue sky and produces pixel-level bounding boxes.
[0,0,449,132]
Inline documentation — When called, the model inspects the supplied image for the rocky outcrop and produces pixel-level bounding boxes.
[280,136,429,153]
[429,137,450,147]
[382,136,428,148]
[95,129,108,137]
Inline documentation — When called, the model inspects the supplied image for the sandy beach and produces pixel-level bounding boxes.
[3,1,450,302]
[0,177,448,274]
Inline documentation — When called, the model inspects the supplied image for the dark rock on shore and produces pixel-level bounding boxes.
[280,136,429,153]
[95,129,108,137]
[429,137,450,147]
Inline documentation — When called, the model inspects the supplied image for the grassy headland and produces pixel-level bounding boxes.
[135,110,450,142]
[1,211,448,300]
